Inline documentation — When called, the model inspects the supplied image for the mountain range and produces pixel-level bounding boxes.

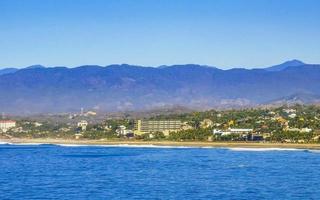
[0,59,319,115]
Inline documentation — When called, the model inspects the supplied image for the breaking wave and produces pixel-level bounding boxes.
[55,143,192,148]
[1,142,320,153]
[227,147,307,152]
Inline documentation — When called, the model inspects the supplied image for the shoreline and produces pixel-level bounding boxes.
[2,137,320,149]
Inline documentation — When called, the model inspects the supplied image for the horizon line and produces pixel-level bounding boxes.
[0,59,316,70]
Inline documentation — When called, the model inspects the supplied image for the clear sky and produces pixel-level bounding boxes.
[1,0,319,69]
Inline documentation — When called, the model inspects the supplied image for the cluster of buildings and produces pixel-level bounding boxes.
[113,119,261,140]
[3,105,317,143]
[212,128,264,141]
[113,120,183,138]
[116,119,261,141]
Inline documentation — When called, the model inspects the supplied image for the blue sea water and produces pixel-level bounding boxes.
[1,144,320,200]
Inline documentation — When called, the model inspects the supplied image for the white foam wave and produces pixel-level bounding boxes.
[200,146,222,149]
[2,142,320,153]
[0,141,11,145]
[56,144,89,147]
[55,143,192,148]
[0,142,51,146]
[228,147,305,152]
[1,142,191,148]
[309,150,320,153]
[106,144,191,148]
[10,143,48,146]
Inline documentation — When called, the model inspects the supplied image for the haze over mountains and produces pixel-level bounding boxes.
[0,60,320,115]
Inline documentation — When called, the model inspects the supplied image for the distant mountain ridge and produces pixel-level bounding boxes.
[263,59,305,71]
[0,60,320,114]
[0,68,18,75]
[0,60,310,75]
[0,64,45,75]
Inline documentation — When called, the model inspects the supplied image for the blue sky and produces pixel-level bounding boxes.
[0,0,319,69]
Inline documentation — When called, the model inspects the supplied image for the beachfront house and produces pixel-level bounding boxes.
[116,125,134,137]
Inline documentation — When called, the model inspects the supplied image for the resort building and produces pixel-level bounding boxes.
[134,120,182,136]
[0,120,16,132]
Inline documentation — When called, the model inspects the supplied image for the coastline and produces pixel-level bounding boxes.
[2,137,320,149]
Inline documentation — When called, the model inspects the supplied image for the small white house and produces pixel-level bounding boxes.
[77,120,88,131]
[288,113,297,118]
[116,125,133,136]
[116,125,127,135]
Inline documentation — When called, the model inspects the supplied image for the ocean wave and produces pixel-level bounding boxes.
[227,147,306,152]
[0,141,51,146]
[1,142,192,148]
[309,150,320,153]
[2,142,320,153]
[0,141,12,145]
[55,144,89,147]
[104,144,192,148]
[10,143,48,146]
[199,146,218,149]
[55,143,192,148]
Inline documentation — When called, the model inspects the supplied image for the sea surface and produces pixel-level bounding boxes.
[1,143,320,200]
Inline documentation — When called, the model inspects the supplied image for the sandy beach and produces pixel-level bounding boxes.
[2,137,320,150]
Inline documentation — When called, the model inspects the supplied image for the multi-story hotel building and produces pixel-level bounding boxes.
[134,120,182,136]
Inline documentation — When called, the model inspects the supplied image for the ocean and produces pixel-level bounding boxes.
[0,143,320,199]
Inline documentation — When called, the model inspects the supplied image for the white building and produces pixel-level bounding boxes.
[213,128,253,136]
[213,129,224,135]
[77,120,88,131]
[288,113,297,118]
[0,120,16,132]
[116,125,133,136]
[285,127,312,133]
[34,122,43,127]
[283,109,296,114]
[228,128,253,134]
[116,125,127,135]
[301,128,312,133]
